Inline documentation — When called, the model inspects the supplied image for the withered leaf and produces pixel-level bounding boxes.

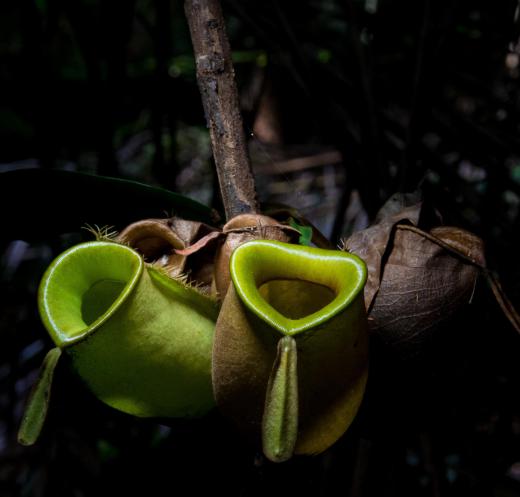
[343,200,424,310]
[118,218,186,274]
[118,217,218,292]
[343,194,488,357]
[368,225,483,355]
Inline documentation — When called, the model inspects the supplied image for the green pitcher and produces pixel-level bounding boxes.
[19,241,217,445]
[212,240,369,462]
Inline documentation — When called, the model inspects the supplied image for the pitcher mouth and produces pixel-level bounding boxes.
[229,240,367,336]
[38,242,143,348]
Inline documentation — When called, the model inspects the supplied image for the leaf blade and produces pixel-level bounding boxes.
[1,169,217,241]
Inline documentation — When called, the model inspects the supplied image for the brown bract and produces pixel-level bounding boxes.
[118,218,218,293]
[343,196,485,357]
[118,214,299,299]
[213,214,298,299]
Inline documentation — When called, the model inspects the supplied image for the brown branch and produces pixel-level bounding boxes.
[184,0,258,220]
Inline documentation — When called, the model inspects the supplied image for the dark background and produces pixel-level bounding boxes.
[1,0,520,495]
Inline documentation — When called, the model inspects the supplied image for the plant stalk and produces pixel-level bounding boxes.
[184,0,258,220]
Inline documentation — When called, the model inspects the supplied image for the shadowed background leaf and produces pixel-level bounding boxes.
[0,169,217,242]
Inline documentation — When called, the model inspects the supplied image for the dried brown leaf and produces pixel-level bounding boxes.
[118,218,219,292]
[343,202,423,310]
[369,225,483,355]
[343,195,491,357]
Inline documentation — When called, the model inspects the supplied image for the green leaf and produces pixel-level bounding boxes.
[288,217,313,246]
[1,169,217,241]
[262,336,298,463]
[18,347,62,446]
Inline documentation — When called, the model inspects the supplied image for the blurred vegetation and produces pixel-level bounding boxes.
[1,0,520,496]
